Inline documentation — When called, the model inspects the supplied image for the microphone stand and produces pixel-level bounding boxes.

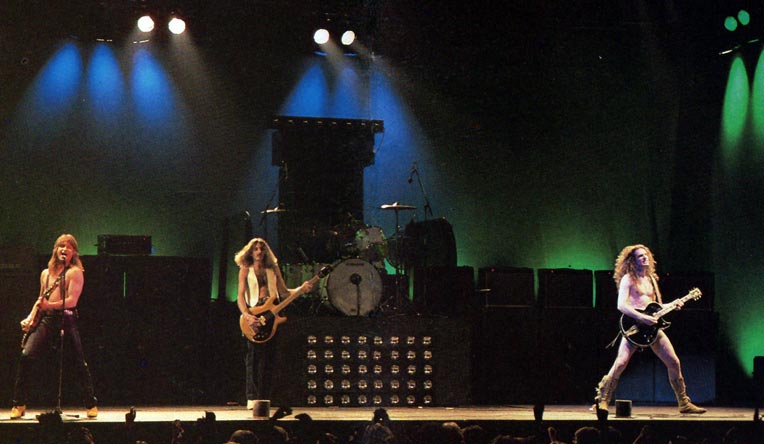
[350,273,362,316]
[55,264,75,417]
[411,168,433,221]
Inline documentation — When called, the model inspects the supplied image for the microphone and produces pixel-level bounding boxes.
[408,162,417,184]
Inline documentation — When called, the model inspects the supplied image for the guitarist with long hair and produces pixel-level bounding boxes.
[10,234,98,419]
[593,244,706,415]
[234,238,313,410]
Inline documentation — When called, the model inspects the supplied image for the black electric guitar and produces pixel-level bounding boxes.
[20,274,64,349]
[240,264,333,343]
[619,287,702,347]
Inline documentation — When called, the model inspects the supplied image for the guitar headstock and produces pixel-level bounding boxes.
[688,287,702,300]
[318,264,333,278]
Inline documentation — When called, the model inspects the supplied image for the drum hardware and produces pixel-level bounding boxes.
[379,202,417,313]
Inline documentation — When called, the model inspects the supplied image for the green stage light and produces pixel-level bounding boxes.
[738,9,751,26]
[724,16,738,32]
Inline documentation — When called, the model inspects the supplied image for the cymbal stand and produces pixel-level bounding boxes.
[410,166,433,220]
[390,208,407,312]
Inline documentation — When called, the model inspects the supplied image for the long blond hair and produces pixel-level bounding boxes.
[234,238,278,269]
[613,244,657,285]
[48,233,84,271]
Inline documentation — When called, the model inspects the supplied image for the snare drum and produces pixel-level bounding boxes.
[321,258,382,316]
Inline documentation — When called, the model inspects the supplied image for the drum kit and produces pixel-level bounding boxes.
[273,202,417,316]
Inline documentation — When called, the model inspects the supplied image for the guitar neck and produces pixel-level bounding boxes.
[270,273,322,316]
[655,293,697,318]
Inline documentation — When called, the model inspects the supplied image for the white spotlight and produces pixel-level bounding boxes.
[168,17,186,35]
[137,16,155,33]
[341,30,355,45]
[313,28,330,45]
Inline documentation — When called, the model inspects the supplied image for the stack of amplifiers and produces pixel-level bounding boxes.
[97,235,152,255]
[478,267,535,307]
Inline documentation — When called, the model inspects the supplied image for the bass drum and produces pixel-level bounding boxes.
[322,258,382,316]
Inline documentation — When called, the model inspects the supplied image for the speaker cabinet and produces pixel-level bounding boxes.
[537,268,593,308]
[412,266,475,316]
[478,267,534,307]
[660,271,714,311]
[595,270,618,310]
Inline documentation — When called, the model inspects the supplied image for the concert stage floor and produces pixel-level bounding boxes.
[1,404,760,444]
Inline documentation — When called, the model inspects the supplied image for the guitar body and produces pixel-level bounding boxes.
[240,299,284,343]
[240,264,333,343]
[20,304,42,349]
[618,288,702,347]
[619,302,671,347]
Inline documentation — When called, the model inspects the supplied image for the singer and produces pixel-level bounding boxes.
[10,234,98,419]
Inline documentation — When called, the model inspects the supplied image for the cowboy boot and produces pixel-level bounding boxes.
[670,377,706,414]
[593,375,619,412]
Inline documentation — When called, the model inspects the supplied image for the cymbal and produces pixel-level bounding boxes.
[380,202,416,211]
[260,206,287,214]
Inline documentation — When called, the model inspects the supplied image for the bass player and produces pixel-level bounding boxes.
[594,244,706,414]
[10,234,98,419]
[234,238,313,410]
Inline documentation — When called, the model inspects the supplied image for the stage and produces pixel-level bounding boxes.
[1,404,760,444]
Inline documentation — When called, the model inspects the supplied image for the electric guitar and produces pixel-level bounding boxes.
[20,274,64,349]
[619,287,702,347]
[240,264,333,343]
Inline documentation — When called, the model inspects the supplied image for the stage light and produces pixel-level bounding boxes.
[307,350,316,359]
[407,365,417,375]
[324,395,334,405]
[341,365,351,374]
[308,364,317,374]
[725,16,739,32]
[324,335,334,344]
[423,351,433,360]
[424,380,433,389]
[423,336,432,345]
[358,380,368,389]
[324,380,334,389]
[168,17,185,34]
[390,336,399,345]
[373,351,382,360]
[324,364,334,374]
[358,350,367,359]
[324,350,334,359]
[341,350,350,359]
[341,336,351,344]
[341,30,356,45]
[358,395,367,404]
[391,350,400,360]
[341,395,351,405]
[390,380,400,389]
[738,9,751,26]
[373,365,383,374]
[373,395,382,405]
[391,365,400,374]
[374,379,384,389]
[358,336,367,345]
[390,395,400,404]
[374,336,383,345]
[307,395,317,405]
[314,29,330,45]
[406,395,416,405]
[341,379,351,389]
[407,350,416,360]
[307,380,317,389]
[358,364,368,374]
[407,336,416,345]
[137,16,155,33]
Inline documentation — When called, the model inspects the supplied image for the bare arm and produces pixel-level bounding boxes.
[274,266,312,299]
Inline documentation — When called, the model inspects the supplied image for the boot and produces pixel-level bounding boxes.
[670,377,706,414]
[593,375,619,412]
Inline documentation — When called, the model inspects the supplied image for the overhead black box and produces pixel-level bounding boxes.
[97,235,152,256]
